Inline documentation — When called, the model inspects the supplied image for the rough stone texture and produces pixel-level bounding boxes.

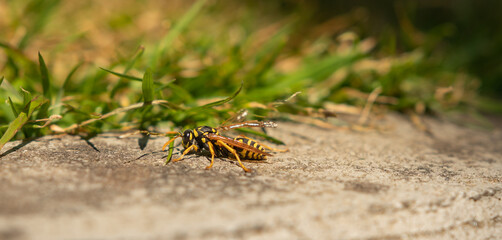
[0,114,501,240]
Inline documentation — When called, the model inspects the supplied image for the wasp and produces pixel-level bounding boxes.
[161,120,286,172]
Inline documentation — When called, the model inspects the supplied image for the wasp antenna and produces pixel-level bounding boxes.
[162,135,180,151]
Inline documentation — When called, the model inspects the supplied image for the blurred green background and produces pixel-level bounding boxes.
[1,0,501,146]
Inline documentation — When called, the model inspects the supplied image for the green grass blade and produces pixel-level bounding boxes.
[125,46,145,73]
[63,62,82,90]
[476,97,502,114]
[0,76,3,85]
[164,140,175,165]
[100,67,142,81]
[168,83,194,103]
[152,0,207,66]
[251,24,290,64]
[154,79,176,92]
[111,47,145,98]
[0,77,23,102]
[28,96,48,117]
[20,91,32,137]
[247,52,364,100]
[37,52,51,119]
[53,62,81,116]
[0,42,36,65]
[21,87,33,109]
[193,81,243,110]
[18,0,61,50]
[7,97,18,117]
[38,52,51,100]
[142,68,154,104]
[161,0,207,48]
[0,112,28,151]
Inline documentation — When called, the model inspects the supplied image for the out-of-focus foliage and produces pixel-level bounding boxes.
[0,0,500,146]
[303,0,502,105]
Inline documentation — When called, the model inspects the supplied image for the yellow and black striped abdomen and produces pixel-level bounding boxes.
[234,137,266,160]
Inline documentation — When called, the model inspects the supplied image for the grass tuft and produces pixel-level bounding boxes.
[0,1,499,149]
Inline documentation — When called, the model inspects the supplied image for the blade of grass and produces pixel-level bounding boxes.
[0,96,46,150]
[54,62,82,116]
[100,67,142,81]
[63,62,82,91]
[0,42,36,65]
[21,87,32,108]
[110,46,145,98]
[125,46,145,72]
[476,97,502,114]
[7,97,18,117]
[250,24,290,64]
[0,112,28,151]
[191,81,243,110]
[247,51,364,100]
[0,78,23,102]
[37,52,51,120]
[20,89,33,138]
[142,68,154,105]
[18,0,61,49]
[27,96,47,118]
[81,67,111,96]
[0,76,3,85]
[151,0,207,66]
[168,83,194,103]
[164,141,175,165]
[38,52,51,100]
[154,79,176,92]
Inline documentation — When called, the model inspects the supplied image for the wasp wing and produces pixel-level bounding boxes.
[217,120,277,131]
[220,109,248,126]
[206,133,272,156]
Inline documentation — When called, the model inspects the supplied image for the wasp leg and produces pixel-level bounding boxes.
[216,140,251,172]
[162,135,181,151]
[236,135,289,152]
[172,144,196,162]
[205,141,216,170]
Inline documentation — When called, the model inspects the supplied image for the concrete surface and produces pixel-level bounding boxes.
[0,114,501,240]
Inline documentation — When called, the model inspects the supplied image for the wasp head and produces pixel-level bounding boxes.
[181,129,195,149]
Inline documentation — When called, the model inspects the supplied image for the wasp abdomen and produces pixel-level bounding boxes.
[235,137,266,160]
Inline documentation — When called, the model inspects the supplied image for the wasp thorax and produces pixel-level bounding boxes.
[198,126,215,133]
[181,129,194,148]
